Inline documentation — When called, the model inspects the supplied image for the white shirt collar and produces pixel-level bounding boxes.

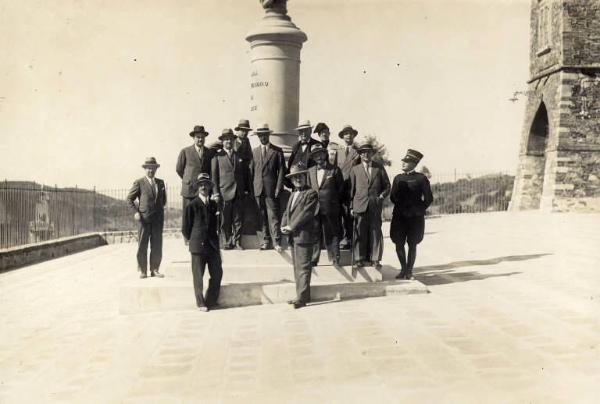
[146,176,155,184]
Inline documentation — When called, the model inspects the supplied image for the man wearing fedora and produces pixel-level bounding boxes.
[281,162,319,309]
[250,123,286,251]
[313,122,339,166]
[211,128,251,250]
[176,125,216,214]
[126,157,167,278]
[390,149,433,280]
[287,120,320,170]
[234,118,253,162]
[182,173,223,311]
[337,124,361,249]
[350,142,391,269]
[307,144,344,266]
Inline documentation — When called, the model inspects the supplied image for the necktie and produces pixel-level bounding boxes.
[345,147,349,158]
[262,146,266,161]
[151,179,157,200]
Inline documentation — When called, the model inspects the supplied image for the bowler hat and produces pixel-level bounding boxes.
[189,125,209,137]
[356,142,375,153]
[218,128,236,141]
[196,172,213,187]
[295,119,312,132]
[234,119,252,131]
[338,124,358,139]
[285,161,309,178]
[314,122,330,134]
[309,143,328,157]
[401,149,424,164]
[142,157,160,168]
[252,123,273,136]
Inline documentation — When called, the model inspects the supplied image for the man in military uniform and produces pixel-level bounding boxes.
[350,142,391,269]
[337,124,360,249]
[390,149,433,280]
[281,162,319,309]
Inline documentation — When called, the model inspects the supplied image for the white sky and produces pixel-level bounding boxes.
[0,0,530,190]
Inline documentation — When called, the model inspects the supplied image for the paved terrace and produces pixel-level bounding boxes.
[1,212,599,403]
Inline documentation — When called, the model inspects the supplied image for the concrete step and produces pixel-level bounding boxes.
[119,278,429,314]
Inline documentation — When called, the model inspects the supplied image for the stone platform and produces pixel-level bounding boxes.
[119,247,428,313]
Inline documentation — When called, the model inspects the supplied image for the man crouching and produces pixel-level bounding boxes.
[182,173,223,312]
[281,162,319,309]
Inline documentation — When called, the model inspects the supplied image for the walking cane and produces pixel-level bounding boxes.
[350,210,356,270]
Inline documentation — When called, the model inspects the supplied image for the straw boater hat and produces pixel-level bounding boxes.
[218,128,236,141]
[142,157,160,168]
[313,122,329,134]
[295,120,312,132]
[309,143,328,157]
[189,125,209,137]
[196,172,213,187]
[338,124,358,139]
[401,149,424,164]
[356,142,375,153]
[285,161,310,178]
[234,119,252,132]
[252,123,273,136]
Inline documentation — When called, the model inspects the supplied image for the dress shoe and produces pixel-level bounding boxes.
[352,260,364,269]
[311,261,318,267]
[260,243,271,250]
[151,271,165,278]
[287,299,297,305]
[372,261,382,270]
[140,273,148,279]
[396,269,407,280]
[197,305,209,312]
[235,243,244,251]
[293,301,306,309]
[405,270,414,280]
[274,244,283,253]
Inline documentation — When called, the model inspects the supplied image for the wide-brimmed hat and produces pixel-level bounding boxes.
[401,149,424,164]
[196,172,213,187]
[314,122,330,134]
[295,119,312,132]
[142,157,160,168]
[234,119,252,131]
[189,125,209,137]
[286,162,309,178]
[252,123,272,136]
[356,142,375,153]
[338,124,358,139]
[310,143,328,157]
[219,128,236,141]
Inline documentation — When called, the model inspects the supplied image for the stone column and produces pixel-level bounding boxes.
[246,0,307,154]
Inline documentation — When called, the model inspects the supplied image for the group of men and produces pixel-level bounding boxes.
[126,118,433,311]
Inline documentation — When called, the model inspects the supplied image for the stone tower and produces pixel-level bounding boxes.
[510,0,600,212]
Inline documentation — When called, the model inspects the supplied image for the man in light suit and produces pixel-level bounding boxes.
[126,157,167,278]
[350,142,391,269]
[176,125,215,213]
[250,123,286,251]
[336,124,361,249]
[307,144,344,266]
[281,162,319,309]
[211,128,251,250]
[182,173,223,311]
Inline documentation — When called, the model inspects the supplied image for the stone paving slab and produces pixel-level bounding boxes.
[1,212,600,403]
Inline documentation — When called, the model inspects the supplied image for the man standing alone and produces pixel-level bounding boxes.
[126,157,166,278]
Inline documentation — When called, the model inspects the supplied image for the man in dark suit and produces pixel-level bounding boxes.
[313,122,339,165]
[234,119,253,162]
[181,173,223,312]
[336,124,361,249]
[287,120,320,170]
[350,142,391,269]
[281,162,319,309]
[250,123,286,251]
[307,144,344,266]
[391,149,433,280]
[126,157,167,278]
[211,128,251,250]
[176,125,215,213]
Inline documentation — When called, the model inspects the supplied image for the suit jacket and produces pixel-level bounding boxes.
[126,177,166,221]
[211,149,251,201]
[350,162,391,214]
[234,136,253,162]
[182,197,220,254]
[176,145,215,198]
[282,187,319,245]
[287,138,320,170]
[307,164,344,215]
[251,143,285,198]
[337,143,360,181]
[390,172,433,217]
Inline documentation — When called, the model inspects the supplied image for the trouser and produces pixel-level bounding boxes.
[311,212,341,265]
[221,196,244,246]
[255,194,281,245]
[191,248,223,307]
[353,207,384,262]
[136,215,163,274]
[340,199,353,244]
[292,242,314,303]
